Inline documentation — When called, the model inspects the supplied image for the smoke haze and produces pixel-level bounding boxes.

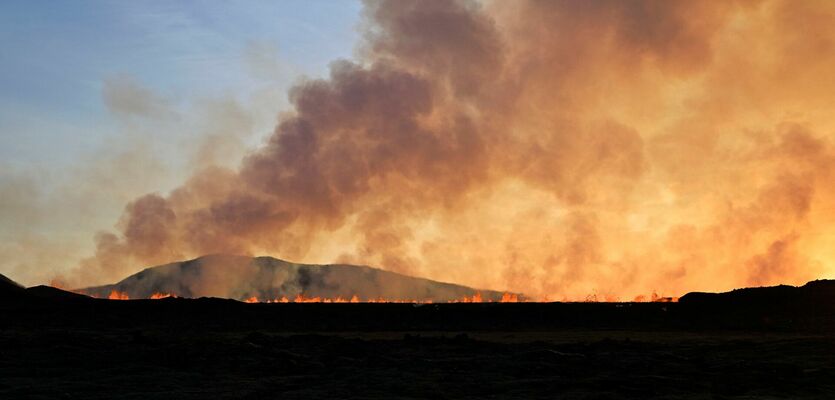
[59,0,835,299]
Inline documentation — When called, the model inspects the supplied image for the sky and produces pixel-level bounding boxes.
[1,0,361,167]
[0,0,362,285]
[2,0,834,300]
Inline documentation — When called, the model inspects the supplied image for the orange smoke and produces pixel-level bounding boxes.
[77,0,835,300]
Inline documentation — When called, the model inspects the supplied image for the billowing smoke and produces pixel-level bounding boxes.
[77,0,835,299]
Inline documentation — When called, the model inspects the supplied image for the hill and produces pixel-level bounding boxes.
[0,273,25,299]
[679,279,835,311]
[78,254,511,302]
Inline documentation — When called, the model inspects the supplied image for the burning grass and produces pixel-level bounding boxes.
[89,290,677,304]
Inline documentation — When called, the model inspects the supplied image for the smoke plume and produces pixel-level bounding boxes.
[78,0,835,299]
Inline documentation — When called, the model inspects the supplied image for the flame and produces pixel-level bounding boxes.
[238,292,523,303]
[452,292,483,303]
[94,290,678,303]
[107,290,129,300]
[654,296,679,303]
[500,293,519,303]
[631,293,680,303]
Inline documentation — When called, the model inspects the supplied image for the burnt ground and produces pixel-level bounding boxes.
[2,327,835,400]
[2,281,835,399]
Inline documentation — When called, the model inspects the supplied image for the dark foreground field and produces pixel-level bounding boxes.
[2,281,835,399]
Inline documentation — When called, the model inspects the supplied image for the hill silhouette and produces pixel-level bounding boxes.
[679,279,835,307]
[26,285,91,300]
[0,273,25,299]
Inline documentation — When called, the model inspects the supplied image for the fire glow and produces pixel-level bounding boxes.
[96,291,677,303]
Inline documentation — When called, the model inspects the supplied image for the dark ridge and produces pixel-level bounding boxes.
[0,279,833,333]
[0,272,823,332]
[0,273,23,288]
[0,273,25,299]
[25,285,92,301]
[679,279,835,307]
[0,273,93,303]
[677,279,835,330]
[78,254,514,302]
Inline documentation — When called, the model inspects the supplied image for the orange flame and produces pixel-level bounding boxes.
[500,293,519,303]
[632,293,679,303]
[107,290,129,300]
[237,292,524,303]
[99,291,679,303]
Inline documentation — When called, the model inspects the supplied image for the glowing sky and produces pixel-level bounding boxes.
[2,1,835,300]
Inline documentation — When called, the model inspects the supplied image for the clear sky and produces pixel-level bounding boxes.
[0,0,361,168]
[0,0,362,285]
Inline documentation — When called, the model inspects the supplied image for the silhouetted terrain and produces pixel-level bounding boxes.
[78,254,511,302]
[1,277,834,398]
[0,274,25,303]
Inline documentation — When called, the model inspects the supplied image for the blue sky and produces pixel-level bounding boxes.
[0,0,363,284]
[0,0,362,168]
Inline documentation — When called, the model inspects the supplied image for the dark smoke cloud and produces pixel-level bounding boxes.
[75,0,835,299]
